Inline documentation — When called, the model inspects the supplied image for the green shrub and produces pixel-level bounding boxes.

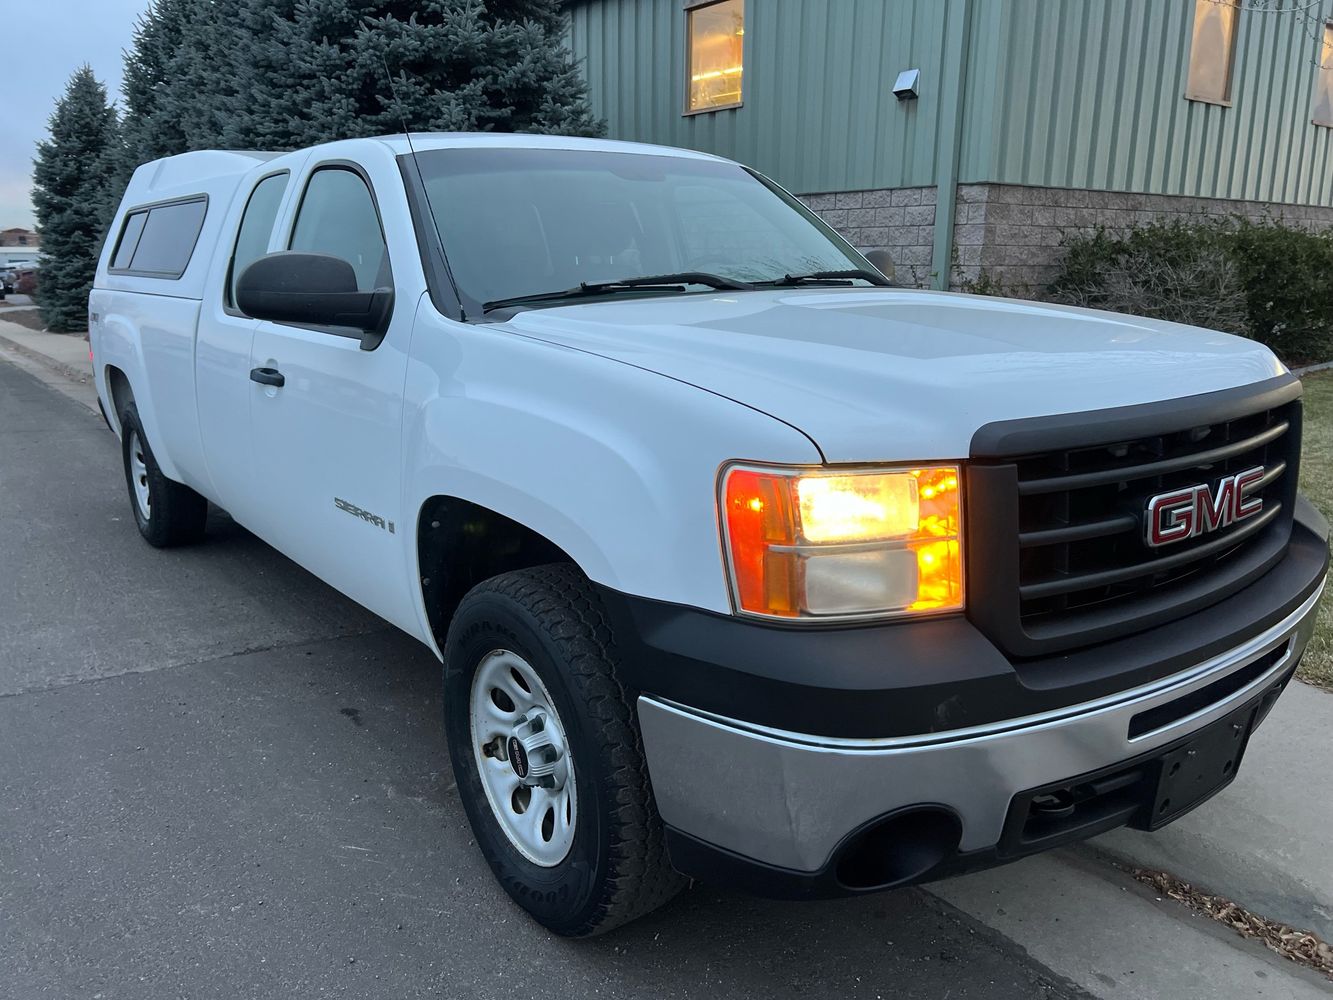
[1046,218,1333,364]
[1225,218,1333,364]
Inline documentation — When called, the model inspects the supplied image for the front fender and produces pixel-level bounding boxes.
[401,309,822,640]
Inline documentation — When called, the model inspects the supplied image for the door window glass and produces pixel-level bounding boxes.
[289,168,390,291]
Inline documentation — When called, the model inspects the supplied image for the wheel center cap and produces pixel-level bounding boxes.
[507,711,567,790]
[508,735,530,780]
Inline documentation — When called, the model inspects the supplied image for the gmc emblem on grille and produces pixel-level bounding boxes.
[1145,466,1266,548]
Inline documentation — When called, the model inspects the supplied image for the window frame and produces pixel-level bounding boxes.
[286,161,393,286]
[107,194,209,279]
[224,169,290,315]
[277,159,396,344]
[1313,21,1333,128]
[1184,0,1240,108]
[683,0,745,117]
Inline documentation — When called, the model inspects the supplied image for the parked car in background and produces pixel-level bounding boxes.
[0,267,15,298]
[14,269,37,297]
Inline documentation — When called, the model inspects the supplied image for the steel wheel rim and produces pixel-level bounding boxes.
[468,649,577,867]
[128,431,151,521]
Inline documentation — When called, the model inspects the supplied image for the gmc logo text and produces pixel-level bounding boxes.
[1144,466,1265,548]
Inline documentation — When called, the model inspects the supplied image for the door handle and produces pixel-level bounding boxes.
[249,367,285,388]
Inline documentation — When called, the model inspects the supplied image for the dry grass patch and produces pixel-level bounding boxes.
[1298,372,1332,690]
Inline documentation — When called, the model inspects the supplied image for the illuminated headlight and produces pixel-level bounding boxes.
[720,464,965,620]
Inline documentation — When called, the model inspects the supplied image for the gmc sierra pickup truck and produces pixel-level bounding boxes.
[90,134,1328,937]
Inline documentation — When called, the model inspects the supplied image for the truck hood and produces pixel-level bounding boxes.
[501,288,1285,461]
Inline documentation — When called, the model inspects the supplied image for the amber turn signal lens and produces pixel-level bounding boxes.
[722,465,964,620]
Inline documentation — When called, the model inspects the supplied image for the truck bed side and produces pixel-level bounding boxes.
[90,150,280,492]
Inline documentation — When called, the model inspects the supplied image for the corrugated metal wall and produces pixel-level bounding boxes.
[968,0,1333,205]
[568,0,1333,207]
[567,0,961,193]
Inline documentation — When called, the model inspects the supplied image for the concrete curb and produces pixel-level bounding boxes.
[1293,360,1333,376]
[0,330,90,384]
[0,324,100,414]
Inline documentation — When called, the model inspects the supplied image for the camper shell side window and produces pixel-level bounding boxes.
[108,196,209,279]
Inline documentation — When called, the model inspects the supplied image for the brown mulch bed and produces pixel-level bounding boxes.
[1133,868,1333,981]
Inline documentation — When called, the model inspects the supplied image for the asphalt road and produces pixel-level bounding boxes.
[0,358,1089,998]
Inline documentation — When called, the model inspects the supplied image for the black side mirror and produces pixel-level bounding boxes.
[236,251,393,350]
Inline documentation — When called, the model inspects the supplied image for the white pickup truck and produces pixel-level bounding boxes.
[91,134,1328,936]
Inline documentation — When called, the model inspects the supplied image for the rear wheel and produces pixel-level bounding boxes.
[443,564,684,936]
[120,403,208,548]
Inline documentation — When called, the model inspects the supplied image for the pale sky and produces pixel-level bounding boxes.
[1,0,145,230]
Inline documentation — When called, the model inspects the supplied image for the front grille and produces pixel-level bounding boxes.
[968,380,1303,657]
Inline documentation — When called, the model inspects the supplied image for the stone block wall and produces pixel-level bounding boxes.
[953,184,1333,295]
[800,185,938,287]
[803,182,1333,295]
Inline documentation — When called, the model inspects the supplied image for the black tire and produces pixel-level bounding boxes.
[443,564,685,936]
[120,402,208,548]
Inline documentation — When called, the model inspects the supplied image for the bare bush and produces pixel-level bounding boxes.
[1051,240,1249,336]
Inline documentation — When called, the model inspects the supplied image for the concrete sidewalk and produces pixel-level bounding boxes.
[1096,679,1333,940]
[935,679,1333,998]
[1,318,1330,997]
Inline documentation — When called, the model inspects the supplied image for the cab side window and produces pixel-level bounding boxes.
[227,172,288,309]
[288,168,390,291]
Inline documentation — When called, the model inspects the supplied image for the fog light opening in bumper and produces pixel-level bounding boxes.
[833,807,962,891]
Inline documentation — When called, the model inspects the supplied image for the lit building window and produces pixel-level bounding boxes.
[686,0,744,114]
[1314,23,1333,127]
[1186,0,1239,105]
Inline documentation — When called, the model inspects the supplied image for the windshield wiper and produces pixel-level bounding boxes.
[760,268,893,288]
[483,272,754,313]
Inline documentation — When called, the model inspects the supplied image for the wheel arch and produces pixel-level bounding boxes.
[104,364,133,434]
[416,494,583,648]
[92,308,188,481]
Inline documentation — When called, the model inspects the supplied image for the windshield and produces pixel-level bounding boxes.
[410,147,870,315]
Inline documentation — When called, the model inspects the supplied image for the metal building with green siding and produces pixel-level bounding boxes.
[565,0,1333,290]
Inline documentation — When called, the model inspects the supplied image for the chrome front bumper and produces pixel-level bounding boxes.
[638,580,1324,874]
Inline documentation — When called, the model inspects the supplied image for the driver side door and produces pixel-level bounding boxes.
[245,161,417,631]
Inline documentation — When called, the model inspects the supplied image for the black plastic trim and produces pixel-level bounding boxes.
[397,154,464,322]
[970,375,1302,458]
[967,383,1305,657]
[1015,419,1289,494]
[664,804,961,902]
[602,499,1327,739]
[1019,501,1281,600]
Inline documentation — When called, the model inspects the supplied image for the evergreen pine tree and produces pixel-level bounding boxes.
[31,67,122,333]
[121,0,192,166]
[119,0,601,165]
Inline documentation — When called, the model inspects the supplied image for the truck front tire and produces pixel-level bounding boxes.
[443,564,685,936]
[120,403,209,548]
